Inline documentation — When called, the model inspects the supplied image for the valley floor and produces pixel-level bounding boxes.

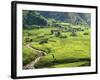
[22,27,91,69]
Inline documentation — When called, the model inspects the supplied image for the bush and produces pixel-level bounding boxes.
[83,32,88,35]
[81,29,84,31]
[55,31,61,37]
[39,39,48,44]
[70,32,77,36]
[25,38,33,42]
[59,35,67,38]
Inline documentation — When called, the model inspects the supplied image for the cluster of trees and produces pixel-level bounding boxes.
[23,10,91,29]
[23,10,48,28]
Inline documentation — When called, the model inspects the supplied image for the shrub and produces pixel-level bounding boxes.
[83,32,88,35]
[25,38,33,42]
[51,30,61,37]
[51,30,54,35]
[59,35,67,38]
[70,31,77,37]
[81,29,84,31]
[39,39,48,44]
[55,31,61,37]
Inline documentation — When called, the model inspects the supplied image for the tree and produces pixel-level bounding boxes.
[23,10,48,28]
[70,29,77,36]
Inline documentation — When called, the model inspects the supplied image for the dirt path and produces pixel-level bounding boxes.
[23,43,47,69]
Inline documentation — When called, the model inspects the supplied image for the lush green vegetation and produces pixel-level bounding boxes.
[22,10,91,69]
[23,25,91,68]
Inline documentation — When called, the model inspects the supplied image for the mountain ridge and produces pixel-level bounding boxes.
[23,10,91,27]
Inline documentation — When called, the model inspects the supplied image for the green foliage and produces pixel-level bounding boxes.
[22,26,90,68]
[25,37,33,42]
[70,30,77,37]
[23,10,48,27]
[59,35,67,38]
[23,10,91,29]
[83,32,89,35]
[55,31,61,37]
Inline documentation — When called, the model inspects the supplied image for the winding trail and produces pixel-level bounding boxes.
[23,43,47,69]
